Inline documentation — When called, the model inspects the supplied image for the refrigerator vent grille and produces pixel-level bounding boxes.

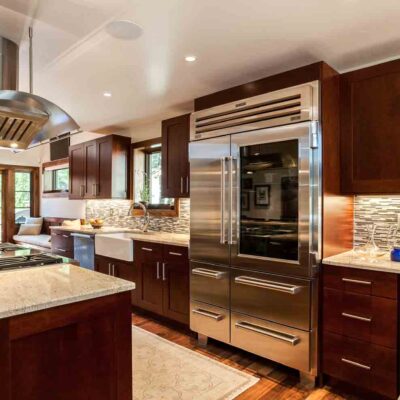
[191,84,313,140]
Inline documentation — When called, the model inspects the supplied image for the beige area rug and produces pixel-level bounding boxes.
[132,326,259,400]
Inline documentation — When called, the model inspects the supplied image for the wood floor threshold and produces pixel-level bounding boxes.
[132,312,363,400]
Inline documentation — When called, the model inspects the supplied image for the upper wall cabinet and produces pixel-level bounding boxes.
[341,60,400,194]
[162,114,190,198]
[69,134,131,200]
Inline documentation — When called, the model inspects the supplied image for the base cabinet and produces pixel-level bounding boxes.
[135,241,189,324]
[322,264,399,399]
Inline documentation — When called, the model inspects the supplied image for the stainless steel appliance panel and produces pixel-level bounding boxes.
[231,312,311,373]
[231,268,311,330]
[191,261,230,309]
[190,301,230,343]
[230,122,318,278]
[189,135,231,265]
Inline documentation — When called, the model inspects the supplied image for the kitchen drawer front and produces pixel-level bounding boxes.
[135,240,162,260]
[323,331,397,399]
[231,268,311,330]
[190,301,230,344]
[231,312,310,373]
[323,264,398,299]
[52,248,73,258]
[324,288,398,348]
[190,262,230,309]
[163,245,188,263]
[51,233,73,252]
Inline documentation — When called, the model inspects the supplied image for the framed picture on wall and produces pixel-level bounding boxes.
[254,185,271,207]
[241,192,250,211]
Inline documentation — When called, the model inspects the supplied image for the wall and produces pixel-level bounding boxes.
[354,196,400,249]
[86,198,190,234]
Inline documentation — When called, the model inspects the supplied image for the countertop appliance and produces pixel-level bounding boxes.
[189,82,321,384]
[0,243,65,271]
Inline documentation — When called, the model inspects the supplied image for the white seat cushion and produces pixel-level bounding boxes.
[13,234,52,249]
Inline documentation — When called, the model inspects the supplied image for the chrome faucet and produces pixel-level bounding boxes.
[127,202,150,232]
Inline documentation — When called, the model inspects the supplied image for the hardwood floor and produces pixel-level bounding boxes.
[132,311,361,400]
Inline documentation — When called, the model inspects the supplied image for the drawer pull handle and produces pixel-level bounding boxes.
[192,308,224,321]
[169,251,182,256]
[192,268,225,279]
[62,235,69,238]
[341,357,371,370]
[235,276,301,295]
[141,247,153,252]
[342,278,372,286]
[235,321,300,346]
[342,312,372,322]
[55,248,66,252]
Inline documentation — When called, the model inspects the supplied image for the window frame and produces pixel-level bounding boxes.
[42,157,70,198]
[14,170,32,224]
[131,139,179,217]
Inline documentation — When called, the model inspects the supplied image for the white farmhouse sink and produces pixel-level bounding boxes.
[95,233,134,262]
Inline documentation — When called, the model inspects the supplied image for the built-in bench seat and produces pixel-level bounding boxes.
[13,234,51,250]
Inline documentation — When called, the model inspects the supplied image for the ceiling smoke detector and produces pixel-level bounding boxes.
[105,20,143,40]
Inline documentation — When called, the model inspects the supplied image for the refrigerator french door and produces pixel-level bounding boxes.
[189,121,320,278]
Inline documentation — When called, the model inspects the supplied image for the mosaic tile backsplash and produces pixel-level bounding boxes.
[86,199,190,234]
[354,196,400,249]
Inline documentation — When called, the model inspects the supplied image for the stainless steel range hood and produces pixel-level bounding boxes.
[0,33,80,150]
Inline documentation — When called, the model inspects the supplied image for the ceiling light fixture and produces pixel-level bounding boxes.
[185,55,197,62]
[10,143,18,148]
[103,92,112,97]
[105,20,143,40]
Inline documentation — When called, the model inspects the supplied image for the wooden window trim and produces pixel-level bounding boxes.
[130,139,179,217]
[42,157,69,198]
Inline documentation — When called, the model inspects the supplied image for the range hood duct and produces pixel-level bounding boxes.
[0,31,80,150]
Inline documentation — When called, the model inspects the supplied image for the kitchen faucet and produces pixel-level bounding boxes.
[127,202,150,232]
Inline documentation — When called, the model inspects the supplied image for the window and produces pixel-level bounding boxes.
[15,171,32,223]
[43,167,69,192]
[132,140,177,215]
[0,173,2,241]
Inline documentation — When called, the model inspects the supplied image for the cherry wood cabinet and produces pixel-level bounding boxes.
[95,255,137,305]
[69,134,131,200]
[135,241,189,324]
[322,264,399,399]
[162,114,190,198]
[51,229,74,258]
[341,59,400,194]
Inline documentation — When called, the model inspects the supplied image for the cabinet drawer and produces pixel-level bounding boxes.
[163,245,188,263]
[231,312,310,373]
[190,262,229,309]
[52,248,73,259]
[190,301,230,344]
[323,331,397,399]
[135,241,162,260]
[323,264,398,299]
[231,268,311,330]
[324,288,397,348]
[51,233,73,252]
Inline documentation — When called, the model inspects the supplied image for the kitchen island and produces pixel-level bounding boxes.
[0,264,135,400]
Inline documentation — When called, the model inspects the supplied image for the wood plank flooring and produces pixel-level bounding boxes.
[132,312,362,400]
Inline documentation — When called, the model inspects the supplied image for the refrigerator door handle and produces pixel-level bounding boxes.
[220,157,227,244]
[228,155,235,245]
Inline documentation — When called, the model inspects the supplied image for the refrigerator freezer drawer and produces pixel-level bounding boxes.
[231,312,311,373]
[191,262,230,309]
[231,268,311,330]
[190,301,230,344]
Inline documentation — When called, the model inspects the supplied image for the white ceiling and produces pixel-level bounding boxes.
[0,0,400,134]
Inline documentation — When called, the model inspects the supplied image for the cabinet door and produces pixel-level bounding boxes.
[114,260,138,305]
[96,136,113,198]
[69,143,85,199]
[135,242,163,314]
[162,245,189,324]
[162,114,190,198]
[341,60,400,193]
[83,140,97,199]
[95,256,111,275]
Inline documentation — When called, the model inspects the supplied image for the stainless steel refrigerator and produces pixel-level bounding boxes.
[189,82,321,382]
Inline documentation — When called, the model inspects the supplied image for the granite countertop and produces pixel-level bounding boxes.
[0,264,135,319]
[126,231,189,247]
[50,225,131,235]
[323,250,400,274]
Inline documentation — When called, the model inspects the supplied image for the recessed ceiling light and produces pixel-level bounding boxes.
[185,55,197,62]
[105,20,143,40]
[103,92,112,97]
[10,142,18,148]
